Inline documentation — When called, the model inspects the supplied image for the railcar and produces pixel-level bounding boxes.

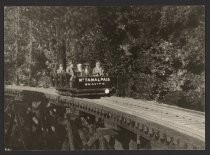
[52,73,115,97]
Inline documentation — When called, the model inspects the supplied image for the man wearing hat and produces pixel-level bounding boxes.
[66,61,75,88]
[57,64,65,74]
[75,63,84,77]
[66,61,74,76]
[50,63,58,87]
[92,61,104,76]
[84,62,91,76]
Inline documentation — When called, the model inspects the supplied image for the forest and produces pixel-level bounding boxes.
[4,6,205,111]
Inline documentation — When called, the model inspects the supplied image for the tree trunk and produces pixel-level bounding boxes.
[28,20,32,86]
[15,7,20,85]
[57,40,66,70]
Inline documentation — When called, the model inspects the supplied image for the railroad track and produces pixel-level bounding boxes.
[87,97,204,142]
[102,97,204,126]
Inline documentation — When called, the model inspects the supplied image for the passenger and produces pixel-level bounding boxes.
[66,61,74,76]
[83,63,91,77]
[57,64,65,87]
[66,61,75,88]
[92,61,104,76]
[50,63,58,87]
[57,64,65,74]
[75,63,84,77]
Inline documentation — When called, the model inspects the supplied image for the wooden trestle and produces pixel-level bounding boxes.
[4,85,205,150]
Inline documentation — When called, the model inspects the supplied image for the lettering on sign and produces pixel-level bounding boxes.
[78,77,110,82]
[84,82,105,86]
[78,77,110,87]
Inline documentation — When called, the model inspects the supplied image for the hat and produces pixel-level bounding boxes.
[84,63,90,66]
[96,61,101,64]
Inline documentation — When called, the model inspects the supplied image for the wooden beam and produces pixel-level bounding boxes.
[5,106,15,148]
[114,138,124,150]
[97,127,118,136]
[14,112,26,149]
[98,136,107,150]
[86,133,98,148]
[65,114,75,150]
[104,122,120,131]
[137,134,141,149]
[129,139,137,150]
[78,129,88,147]
[61,138,70,150]
[104,135,115,150]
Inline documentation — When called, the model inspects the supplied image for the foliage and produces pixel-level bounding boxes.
[4,6,205,111]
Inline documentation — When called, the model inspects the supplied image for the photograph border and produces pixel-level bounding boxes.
[1,0,209,155]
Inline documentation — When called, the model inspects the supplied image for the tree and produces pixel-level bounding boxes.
[4,6,205,111]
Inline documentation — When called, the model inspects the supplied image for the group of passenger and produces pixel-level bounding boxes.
[50,61,104,87]
[57,61,104,76]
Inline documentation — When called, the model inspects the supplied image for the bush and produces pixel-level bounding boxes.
[37,76,51,88]
[161,90,204,111]
[127,73,155,100]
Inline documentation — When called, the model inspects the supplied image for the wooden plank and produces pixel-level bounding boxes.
[65,115,75,150]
